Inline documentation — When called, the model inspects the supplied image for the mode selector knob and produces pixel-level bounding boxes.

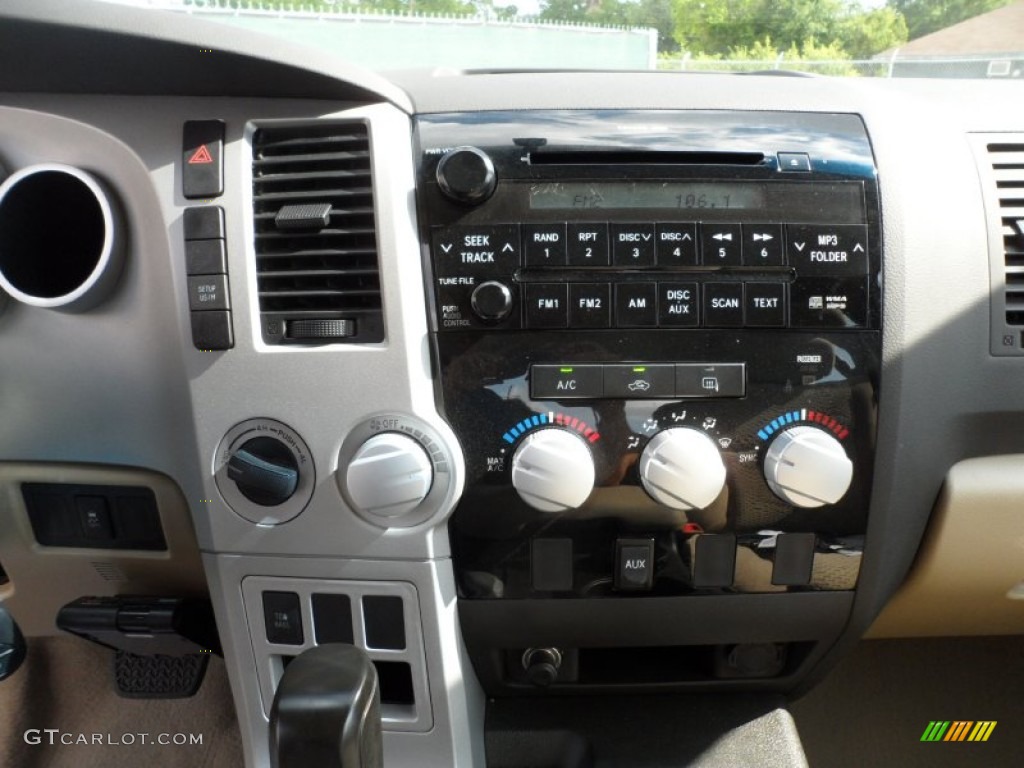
[345,432,434,519]
[436,146,497,205]
[763,426,853,508]
[511,428,595,513]
[639,428,727,510]
[470,281,513,322]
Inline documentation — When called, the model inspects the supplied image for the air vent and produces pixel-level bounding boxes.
[990,143,1024,327]
[252,121,383,345]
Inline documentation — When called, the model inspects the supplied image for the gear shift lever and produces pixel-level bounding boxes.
[270,644,383,768]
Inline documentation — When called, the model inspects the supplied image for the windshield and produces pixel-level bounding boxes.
[96,0,1024,77]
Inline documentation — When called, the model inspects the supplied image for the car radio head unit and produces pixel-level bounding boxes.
[415,110,880,611]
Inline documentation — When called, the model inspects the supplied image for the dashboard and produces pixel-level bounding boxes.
[0,1,1023,766]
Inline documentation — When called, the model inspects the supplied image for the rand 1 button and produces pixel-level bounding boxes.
[432,224,520,276]
[524,283,569,328]
[531,364,604,399]
[658,282,699,326]
[743,224,784,267]
[610,223,655,267]
[700,223,742,266]
[790,276,869,328]
[567,223,610,266]
[676,363,746,398]
[744,282,787,327]
[703,283,744,327]
[655,223,698,266]
[604,363,675,398]
[524,223,568,267]
[786,224,868,276]
[615,283,658,327]
[569,283,611,328]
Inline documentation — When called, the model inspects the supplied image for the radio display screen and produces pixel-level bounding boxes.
[528,181,864,222]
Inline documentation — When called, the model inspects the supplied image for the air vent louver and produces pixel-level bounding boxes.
[989,142,1024,327]
[252,121,383,344]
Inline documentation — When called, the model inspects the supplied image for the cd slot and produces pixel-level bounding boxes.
[529,150,765,166]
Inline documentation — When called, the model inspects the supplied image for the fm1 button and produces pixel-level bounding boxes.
[615,538,655,591]
[525,284,568,328]
[531,364,604,399]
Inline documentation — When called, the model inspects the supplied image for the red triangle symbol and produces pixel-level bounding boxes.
[188,144,214,164]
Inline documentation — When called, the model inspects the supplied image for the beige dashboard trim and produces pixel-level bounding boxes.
[868,455,1024,637]
[0,462,207,636]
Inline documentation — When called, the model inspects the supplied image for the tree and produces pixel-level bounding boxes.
[838,7,908,58]
[888,0,1015,40]
[672,0,855,56]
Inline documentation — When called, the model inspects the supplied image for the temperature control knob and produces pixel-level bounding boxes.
[436,146,497,205]
[639,428,727,510]
[511,428,595,512]
[345,432,434,519]
[763,426,852,508]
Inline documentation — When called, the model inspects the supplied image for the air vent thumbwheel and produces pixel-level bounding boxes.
[0,164,123,311]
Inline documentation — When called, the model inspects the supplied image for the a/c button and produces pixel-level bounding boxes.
[531,364,604,399]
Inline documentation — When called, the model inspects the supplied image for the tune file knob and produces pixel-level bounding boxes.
[638,427,727,510]
[511,428,595,512]
[763,426,853,508]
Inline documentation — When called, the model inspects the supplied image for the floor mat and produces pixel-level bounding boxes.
[0,635,243,768]
[790,636,1024,768]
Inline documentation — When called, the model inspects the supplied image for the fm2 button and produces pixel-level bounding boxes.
[615,538,655,591]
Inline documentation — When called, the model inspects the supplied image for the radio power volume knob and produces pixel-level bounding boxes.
[436,146,497,205]
[763,426,853,508]
[639,428,727,510]
[470,281,513,321]
[511,428,595,513]
[345,432,434,519]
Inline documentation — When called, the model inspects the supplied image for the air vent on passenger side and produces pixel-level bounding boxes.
[990,143,1024,327]
[252,121,383,345]
[975,136,1024,355]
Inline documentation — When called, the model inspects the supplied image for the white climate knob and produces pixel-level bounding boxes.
[639,427,727,510]
[763,426,852,508]
[345,432,433,519]
[511,429,595,512]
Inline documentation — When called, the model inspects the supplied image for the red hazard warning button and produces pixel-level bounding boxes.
[183,120,224,199]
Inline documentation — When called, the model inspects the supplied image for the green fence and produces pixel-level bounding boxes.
[178,8,656,72]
